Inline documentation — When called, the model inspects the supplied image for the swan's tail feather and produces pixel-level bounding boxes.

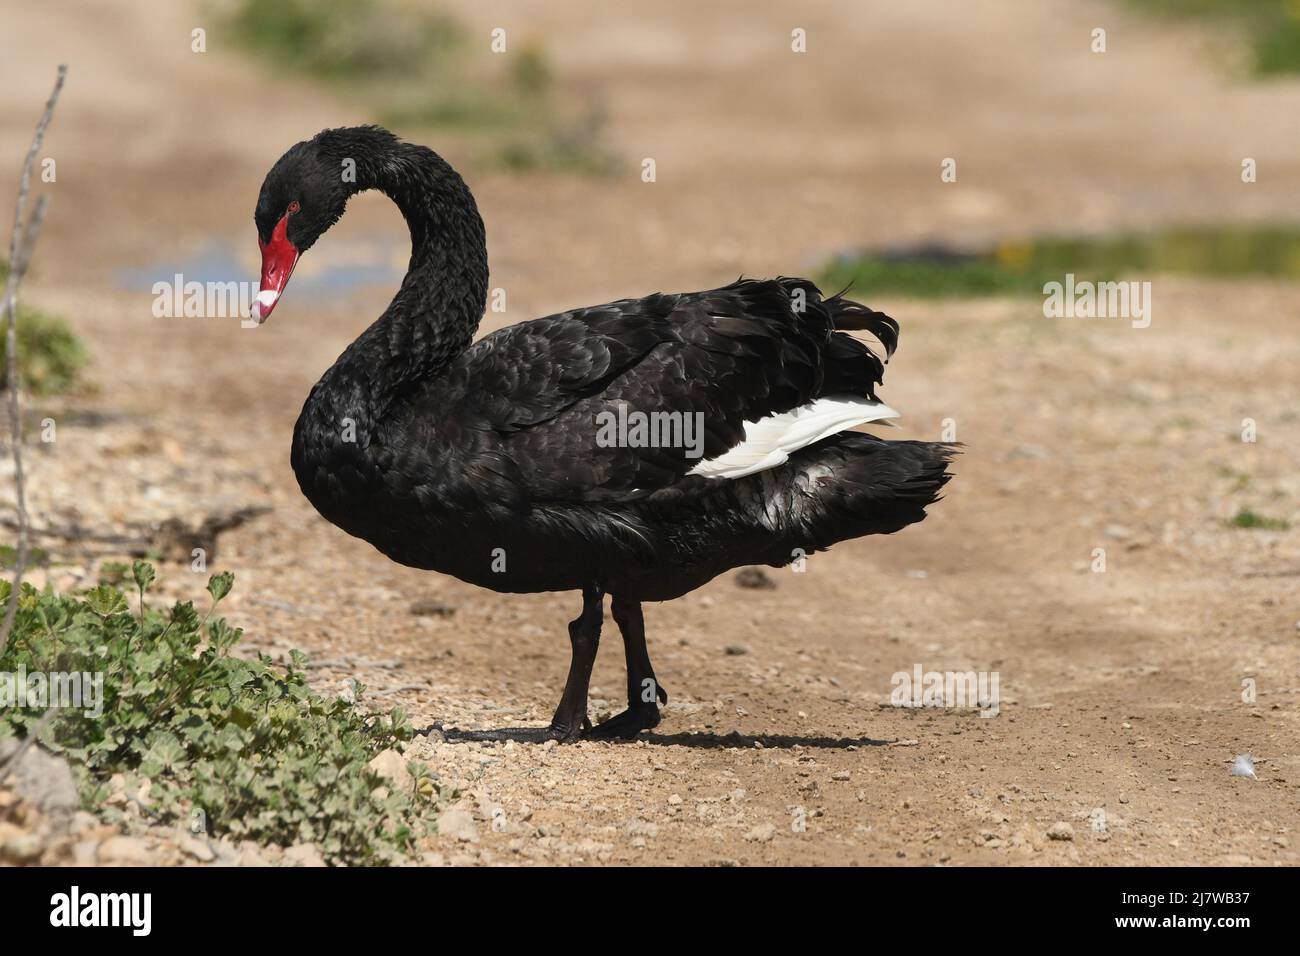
[819,435,958,538]
[816,292,899,399]
[755,434,959,556]
[826,293,899,359]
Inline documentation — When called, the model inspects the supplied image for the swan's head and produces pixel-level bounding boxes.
[250,134,352,323]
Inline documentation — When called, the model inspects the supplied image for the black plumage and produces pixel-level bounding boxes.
[254,126,956,741]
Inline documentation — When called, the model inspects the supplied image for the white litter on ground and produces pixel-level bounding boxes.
[1230,754,1256,779]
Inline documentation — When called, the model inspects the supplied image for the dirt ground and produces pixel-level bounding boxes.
[2,1,1297,865]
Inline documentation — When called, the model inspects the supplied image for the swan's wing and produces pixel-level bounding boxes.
[433,277,897,502]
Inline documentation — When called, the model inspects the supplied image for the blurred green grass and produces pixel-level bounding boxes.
[225,0,462,82]
[222,0,617,174]
[1229,506,1291,530]
[1127,0,1300,74]
[0,264,88,395]
[819,225,1300,299]
[0,308,87,395]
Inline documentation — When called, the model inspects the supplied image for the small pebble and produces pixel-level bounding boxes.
[1047,822,1074,841]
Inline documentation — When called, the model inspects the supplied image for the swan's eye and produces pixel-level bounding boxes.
[287,200,301,214]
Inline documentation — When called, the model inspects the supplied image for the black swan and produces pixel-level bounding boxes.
[252,126,956,742]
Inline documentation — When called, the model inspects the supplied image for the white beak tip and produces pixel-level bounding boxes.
[249,289,279,323]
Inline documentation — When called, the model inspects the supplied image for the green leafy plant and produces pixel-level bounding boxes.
[0,565,444,865]
[97,561,132,586]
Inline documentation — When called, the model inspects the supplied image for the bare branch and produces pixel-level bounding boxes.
[1,65,68,655]
[15,195,50,277]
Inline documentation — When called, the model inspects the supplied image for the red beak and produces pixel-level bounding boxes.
[251,213,299,323]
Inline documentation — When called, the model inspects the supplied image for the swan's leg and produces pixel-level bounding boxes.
[546,584,604,741]
[587,597,667,740]
[443,585,601,744]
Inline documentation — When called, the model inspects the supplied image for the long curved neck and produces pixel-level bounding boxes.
[329,135,488,408]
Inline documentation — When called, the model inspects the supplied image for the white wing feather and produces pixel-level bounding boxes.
[688,395,900,480]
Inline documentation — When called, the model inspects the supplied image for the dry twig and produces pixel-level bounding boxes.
[1,66,68,654]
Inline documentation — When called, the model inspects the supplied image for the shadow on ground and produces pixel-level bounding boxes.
[435,724,894,749]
